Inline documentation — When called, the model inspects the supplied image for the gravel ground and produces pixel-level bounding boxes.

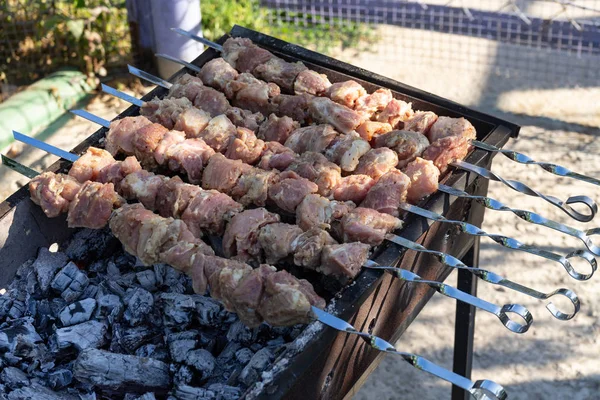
[1,25,598,400]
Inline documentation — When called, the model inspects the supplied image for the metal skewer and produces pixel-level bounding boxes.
[170,28,224,52]
[1,154,506,399]
[471,140,600,187]
[438,184,600,256]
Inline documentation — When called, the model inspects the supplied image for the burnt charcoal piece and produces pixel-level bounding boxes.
[153,265,166,287]
[47,369,73,390]
[158,293,196,328]
[116,272,137,288]
[173,365,194,386]
[95,293,123,324]
[185,349,215,379]
[135,344,169,362]
[0,319,42,354]
[207,383,241,400]
[32,248,69,295]
[0,294,13,319]
[136,270,158,292]
[0,367,29,389]
[132,394,157,400]
[113,325,157,354]
[193,297,222,328]
[163,268,187,294]
[5,382,77,400]
[166,330,199,343]
[173,385,216,400]
[266,337,286,352]
[50,298,67,318]
[238,348,274,387]
[169,339,197,364]
[123,288,154,326]
[50,262,89,303]
[106,261,121,277]
[55,320,107,351]
[73,349,171,391]
[235,348,254,365]
[78,285,98,301]
[64,227,115,262]
[58,298,96,327]
[226,321,257,345]
[102,280,126,298]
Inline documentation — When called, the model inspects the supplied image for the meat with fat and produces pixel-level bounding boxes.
[355,88,393,119]
[230,168,279,207]
[224,107,265,132]
[296,194,355,231]
[325,132,371,172]
[198,114,237,153]
[333,175,375,204]
[308,97,365,134]
[293,70,331,96]
[403,111,438,135]
[198,57,239,91]
[287,152,342,197]
[256,113,300,144]
[427,116,476,143]
[222,37,273,73]
[354,148,399,181]
[340,207,403,246]
[67,181,124,229]
[69,147,115,183]
[373,130,430,168]
[375,98,414,128]
[202,153,253,194]
[29,172,82,218]
[104,116,153,156]
[225,127,266,165]
[356,121,393,142]
[271,93,313,124]
[257,142,298,171]
[258,223,303,264]
[254,57,307,92]
[326,81,367,108]
[291,228,337,269]
[319,243,371,279]
[222,208,280,262]
[404,157,440,204]
[361,169,410,217]
[284,124,339,154]
[267,171,319,213]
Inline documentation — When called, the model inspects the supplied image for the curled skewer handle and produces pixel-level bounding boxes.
[310,306,507,399]
[439,184,600,256]
[472,140,600,187]
[363,261,533,333]
[400,203,597,281]
[452,160,597,222]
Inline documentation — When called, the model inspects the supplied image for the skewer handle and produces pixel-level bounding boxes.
[101,84,144,107]
[70,110,111,128]
[170,28,224,52]
[12,131,79,163]
[452,160,597,222]
[127,65,173,89]
[400,203,597,281]
[472,140,600,187]
[311,307,507,399]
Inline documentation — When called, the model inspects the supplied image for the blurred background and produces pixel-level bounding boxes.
[1,1,599,399]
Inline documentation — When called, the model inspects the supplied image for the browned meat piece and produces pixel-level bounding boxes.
[268,171,319,213]
[69,147,115,183]
[181,189,244,236]
[230,168,278,207]
[257,142,298,171]
[202,154,252,194]
[403,111,438,135]
[361,170,410,217]
[120,170,167,211]
[258,270,325,326]
[226,73,280,115]
[293,70,331,96]
[256,114,300,144]
[105,116,153,156]
[326,81,367,108]
[198,57,239,91]
[29,172,81,218]
[333,175,375,204]
[193,86,231,117]
[287,152,341,197]
[97,156,142,189]
[153,129,185,165]
[375,98,414,128]
[173,107,212,138]
[140,97,193,130]
[284,124,339,154]
[272,93,313,124]
[291,228,337,269]
[319,243,370,278]
[165,138,216,184]
[224,107,265,131]
[355,88,393,119]
[325,132,371,172]
[296,194,355,231]
[373,130,430,168]
[258,223,303,264]
[131,123,169,168]
[204,256,253,310]
[198,114,237,153]
[161,242,213,293]
[340,207,403,246]
[169,73,204,100]
[355,148,399,181]
[155,176,201,218]
[404,157,440,204]
[225,127,266,165]
[422,135,472,173]
[222,37,273,73]
[231,264,277,326]
[222,208,280,262]
[254,57,307,91]
[356,121,393,142]
[67,182,124,229]
[427,116,476,143]
[309,97,365,134]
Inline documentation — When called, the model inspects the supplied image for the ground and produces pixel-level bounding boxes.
[1,25,598,400]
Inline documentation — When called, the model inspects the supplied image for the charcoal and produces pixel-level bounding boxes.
[266,336,286,351]
[55,320,107,351]
[102,280,126,298]
[173,365,194,386]
[207,384,241,400]
[153,264,166,287]
[34,299,53,332]
[49,298,67,318]
[135,344,169,362]
[0,367,29,389]
[26,270,40,296]
[2,353,21,366]
[31,249,69,295]
[106,261,121,277]
[133,394,157,400]
[5,289,27,320]
[77,393,96,400]
[64,227,113,262]
[159,293,196,327]
[193,297,222,327]
[197,332,217,353]
[116,272,137,288]
[94,293,123,323]
[238,348,274,387]
[73,348,171,391]
[7,382,77,400]
[226,321,257,345]
[185,349,215,378]
[88,260,106,274]
[137,270,158,292]
[40,361,55,372]
[166,330,199,343]
[0,295,13,320]
[15,259,34,280]
[234,348,254,365]
[124,288,154,326]
[59,299,96,326]
[113,324,157,353]
[173,385,216,400]
[50,262,89,303]
[163,268,187,294]
[169,339,197,364]
[79,284,98,301]
[0,318,42,353]
[47,369,73,390]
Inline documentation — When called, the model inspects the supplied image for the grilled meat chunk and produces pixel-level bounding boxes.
[355,88,393,119]
[404,157,440,204]
[67,181,124,229]
[140,97,194,130]
[222,37,273,73]
[29,172,82,218]
[308,97,365,134]
[254,57,307,91]
[340,207,403,246]
[287,152,342,197]
[373,130,430,168]
[268,171,319,213]
[199,114,237,153]
[173,107,212,138]
[256,114,300,144]
[225,73,280,115]
[258,223,304,264]
[375,98,414,128]
[292,228,337,269]
[202,154,253,194]
[355,148,399,181]
[225,127,266,165]
[293,70,331,96]
[361,170,410,217]
[403,111,438,135]
[272,93,313,124]
[105,116,153,156]
[284,124,339,154]
[327,81,367,108]
[222,208,280,262]
[257,142,298,171]
[198,57,239,91]
[325,132,371,172]
[224,107,265,131]
[333,175,375,204]
[182,189,244,237]
[319,243,371,278]
[230,168,279,207]
[296,194,355,231]
[69,147,115,183]
[356,121,393,142]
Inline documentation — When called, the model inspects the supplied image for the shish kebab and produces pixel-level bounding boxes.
[1,157,508,400]
[71,95,597,282]
[100,82,600,263]
[168,32,598,221]
[13,128,579,325]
